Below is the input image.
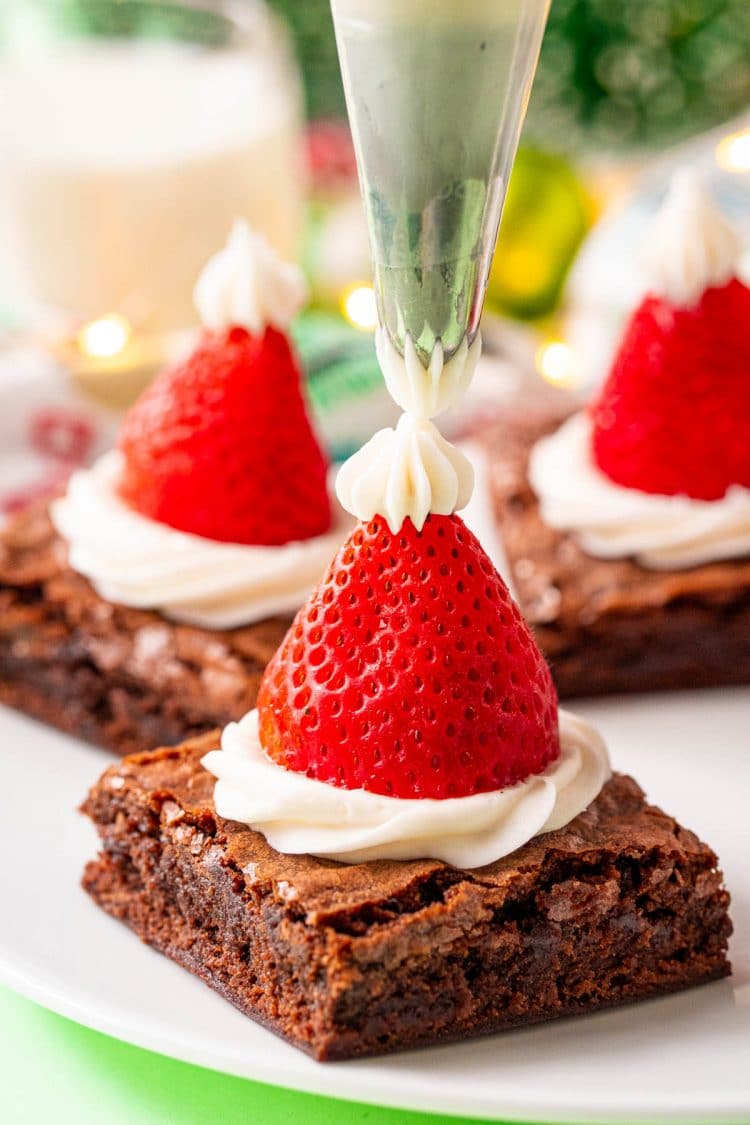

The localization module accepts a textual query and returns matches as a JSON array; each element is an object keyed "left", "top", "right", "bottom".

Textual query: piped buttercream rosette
[{"left": 336, "top": 329, "right": 480, "bottom": 530}]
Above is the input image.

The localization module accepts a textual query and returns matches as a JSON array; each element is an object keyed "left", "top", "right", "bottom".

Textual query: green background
[
  {"left": 4, "top": 984, "right": 746, "bottom": 1125},
  {"left": 0, "top": 985, "right": 513, "bottom": 1125}
]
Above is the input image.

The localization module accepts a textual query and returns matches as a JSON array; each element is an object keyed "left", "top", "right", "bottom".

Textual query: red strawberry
[
  {"left": 257, "top": 513, "right": 560, "bottom": 800},
  {"left": 118, "top": 326, "right": 332, "bottom": 545},
  {"left": 590, "top": 278, "right": 750, "bottom": 501}
]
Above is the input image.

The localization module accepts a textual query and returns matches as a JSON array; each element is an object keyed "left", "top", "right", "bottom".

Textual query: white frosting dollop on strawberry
[
  {"left": 376, "top": 329, "right": 481, "bottom": 419},
  {"left": 202, "top": 708, "right": 610, "bottom": 868},
  {"left": 194, "top": 219, "right": 308, "bottom": 334},
  {"left": 51, "top": 452, "right": 350, "bottom": 629},
  {"left": 337, "top": 331, "right": 481, "bottom": 530},
  {"left": 643, "top": 170, "right": 741, "bottom": 309},
  {"left": 529, "top": 413, "right": 750, "bottom": 569},
  {"left": 335, "top": 413, "right": 474, "bottom": 533}
]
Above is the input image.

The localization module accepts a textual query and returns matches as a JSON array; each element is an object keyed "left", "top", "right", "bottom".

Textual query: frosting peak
[
  {"left": 335, "top": 330, "right": 481, "bottom": 533},
  {"left": 194, "top": 219, "right": 308, "bottom": 334},
  {"left": 335, "top": 413, "right": 474, "bottom": 532},
  {"left": 643, "top": 170, "right": 741, "bottom": 308},
  {"left": 376, "top": 328, "right": 481, "bottom": 420}
]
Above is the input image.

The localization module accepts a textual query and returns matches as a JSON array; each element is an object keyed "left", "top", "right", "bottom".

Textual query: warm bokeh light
[
  {"left": 341, "top": 283, "right": 378, "bottom": 331},
  {"left": 536, "top": 340, "right": 582, "bottom": 389},
  {"left": 715, "top": 130, "right": 750, "bottom": 174},
  {"left": 77, "top": 314, "right": 131, "bottom": 359}
]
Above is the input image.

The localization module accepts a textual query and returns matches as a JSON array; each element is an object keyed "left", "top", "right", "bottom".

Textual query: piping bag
[{"left": 330, "top": 0, "right": 551, "bottom": 368}]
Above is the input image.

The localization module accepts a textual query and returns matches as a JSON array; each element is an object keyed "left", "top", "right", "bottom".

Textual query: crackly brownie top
[
  {"left": 481, "top": 409, "right": 750, "bottom": 628},
  {"left": 85, "top": 732, "right": 719, "bottom": 924}
]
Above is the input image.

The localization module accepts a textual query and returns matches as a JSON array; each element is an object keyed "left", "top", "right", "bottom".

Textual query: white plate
[{"left": 0, "top": 690, "right": 748, "bottom": 1124}]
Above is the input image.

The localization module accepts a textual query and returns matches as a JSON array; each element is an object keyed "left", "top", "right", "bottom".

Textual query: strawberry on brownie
[
  {"left": 482, "top": 171, "right": 750, "bottom": 697},
  {"left": 0, "top": 222, "right": 350, "bottom": 753},
  {"left": 84, "top": 293, "right": 731, "bottom": 1056},
  {"left": 118, "top": 326, "right": 331, "bottom": 546},
  {"left": 257, "top": 514, "right": 560, "bottom": 801},
  {"left": 202, "top": 325, "right": 608, "bottom": 868}
]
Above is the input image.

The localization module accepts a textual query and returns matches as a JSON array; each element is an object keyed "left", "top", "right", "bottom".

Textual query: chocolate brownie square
[
  {"left": 0, "top": 504, "right": 289, "bottom": 753},
  {"left": 481, "top": 411, "right": 750, "bottom": 697},
  {"left": 82, "top": 733, "right": 731, "bottom": 1061}
]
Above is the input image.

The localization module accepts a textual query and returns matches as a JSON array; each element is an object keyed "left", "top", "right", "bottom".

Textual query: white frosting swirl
[
  {"left": 202, "top": 708, "right": 610, "bottom": 868},
  {"left": 529, "top": 413, "right": 750, "bottom": 569},
  {"left": 335, "top": 413, "right": 473, "bottom": 533},
  {"left": 376, "top": 328, "right": 482, "bottom": 420},
  {"left": 193, "top": 219, "right": 308, "bottom": 334},
  {"left": 643, "top": 170, "right": 741, "bottom": 308},
  {"left": 51, "top": 451, "right": 350, "bottom": 629},
  {"left": 335, "top": 333, "right": 480, "bottom": 532}
]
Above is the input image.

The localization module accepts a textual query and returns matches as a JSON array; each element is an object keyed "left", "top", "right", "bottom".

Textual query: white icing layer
[
  {"left": 193, "top": 219, "right": 308, "bottom": 334},
  {"left": 376, "top": 329, "right": 481, "bottom": 420},
  {"left": 202, "top": 708, "right": 610, "bottom": 868},
  {"left": 336, "top": 413, "right": 474, "bottom": 533},
  {"left": 643, "top": 170, "right": 741, "bottom": 308},
  {"left": 529, "top": 413, "right": 750, "bottom": 569},
  {"left": 51, "top": 451, "right": 350, "bottom": 629}
]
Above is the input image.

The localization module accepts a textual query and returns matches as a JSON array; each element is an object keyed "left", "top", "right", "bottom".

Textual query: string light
[
  {"left": 536, "top": 340, "right": 581, "bottom": 389},
  {"left": 715, "top": 130, "right": 750, "bottom": 173},
  {"left": 340, "top": 283, "right": 378, "bottom": 331},
  {"left": 77, "top": 314, "right": 131, "bottom": 359}
]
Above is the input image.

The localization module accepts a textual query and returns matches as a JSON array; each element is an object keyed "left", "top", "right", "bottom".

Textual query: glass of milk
[
  {"left": 330, "top": 0, "right": 550, "bottom": 365},
  {"left": 0, "top": 0, "right": 304, "bottom": 337}
]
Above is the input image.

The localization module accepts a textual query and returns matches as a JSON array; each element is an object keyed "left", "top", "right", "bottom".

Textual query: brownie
[
  {"left": 482, "top": 410, "right": 750, "bottom": 697},
  {"left": 82, "top": 733, "right": 731, "bottom": 1061},
  {"left": 0, "top": 504, "right": 290, "bottom": 754}
]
